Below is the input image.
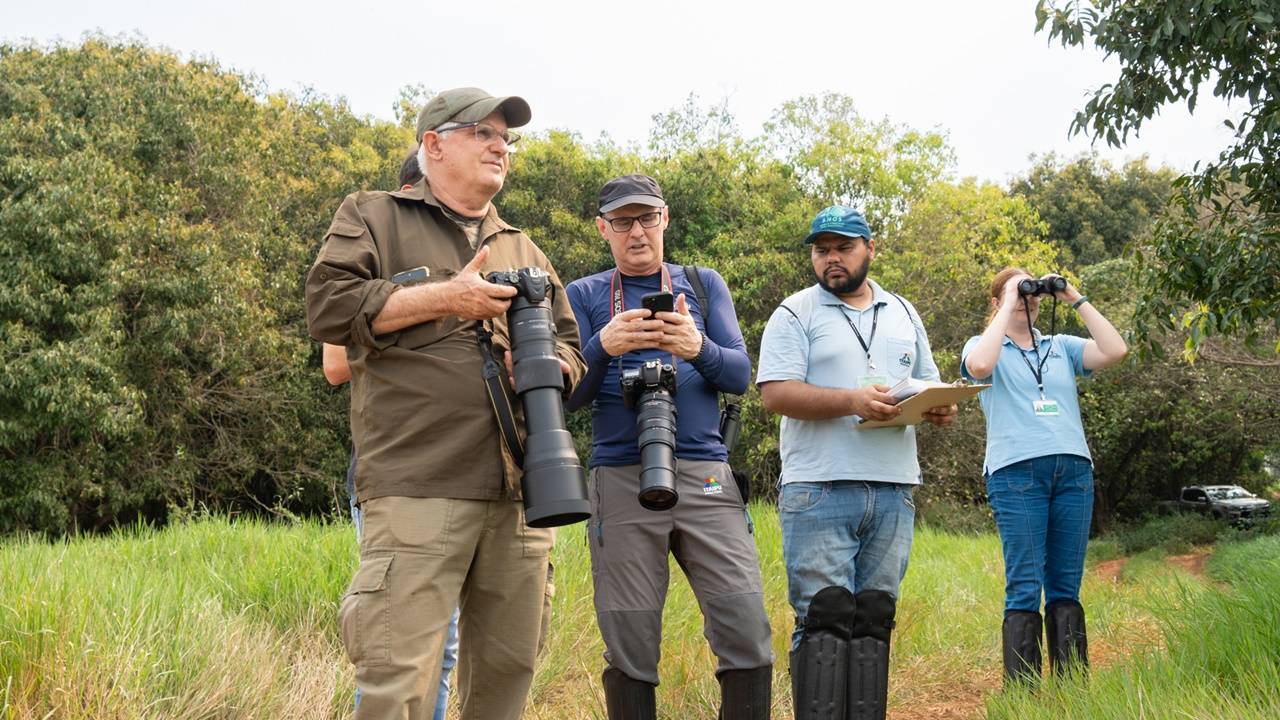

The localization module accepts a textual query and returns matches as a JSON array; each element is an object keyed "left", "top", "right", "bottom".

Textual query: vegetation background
[
  {"left": 2, "top": 38, "right": 1276, "bottom": 536},
  {"left": 3, "top": 5, "right": 1280, "bottom": 717}
]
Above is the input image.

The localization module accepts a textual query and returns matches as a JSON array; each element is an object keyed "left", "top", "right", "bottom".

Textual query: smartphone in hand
[{"left": 641, "top": 291, "right": 674, "bottom": 318}]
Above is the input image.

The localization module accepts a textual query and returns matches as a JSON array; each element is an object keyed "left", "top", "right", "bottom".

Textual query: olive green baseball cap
[{"left": 415, "top": 87, "right": 532, "bottom": 141}]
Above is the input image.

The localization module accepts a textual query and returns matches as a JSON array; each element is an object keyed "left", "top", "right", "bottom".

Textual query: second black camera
[{"left": 621, "top": 359, "right": 679, "bottom": 511}]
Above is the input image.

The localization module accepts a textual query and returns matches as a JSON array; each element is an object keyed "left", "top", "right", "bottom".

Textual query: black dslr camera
[
  {"left": 486, "top": 267, "right": 590, "bottom": 528},
  {"left": 620, "top": 359, "right": 679, "bottom": 511},
  {"left": 1018, "top": 275, "right": 1067, "bottom": 296}
]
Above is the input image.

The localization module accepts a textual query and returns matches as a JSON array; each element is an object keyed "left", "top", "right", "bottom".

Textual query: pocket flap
[
  {"left": 349, "top": 554, "right": 394, "bottom": 594},
  {"left": 327, "top": 219, "right": 367, "bottom": 239}
]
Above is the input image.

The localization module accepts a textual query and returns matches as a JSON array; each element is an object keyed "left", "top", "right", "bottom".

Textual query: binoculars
[{"left": 1018, "top": 276, "right": 1067, "bottom": 296}]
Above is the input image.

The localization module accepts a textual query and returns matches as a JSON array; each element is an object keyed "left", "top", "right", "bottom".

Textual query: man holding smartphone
[{"left": 565, "top": 174, "right": 773, "bottom": 720}]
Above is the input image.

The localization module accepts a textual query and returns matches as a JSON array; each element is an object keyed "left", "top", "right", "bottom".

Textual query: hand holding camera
[{"left": 448, "top": 246, "right": 518, "bottom": 320}]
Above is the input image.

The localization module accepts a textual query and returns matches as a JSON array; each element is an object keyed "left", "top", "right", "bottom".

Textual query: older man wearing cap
[
  {"left": 306, "top": 87, "right": 586, "bottom": 720},
  {"left": 756, "top": 206, "right": 956, "bottom": 720},
  {"left": 565, "top": 174, "right": 773, "bottom": 720}
]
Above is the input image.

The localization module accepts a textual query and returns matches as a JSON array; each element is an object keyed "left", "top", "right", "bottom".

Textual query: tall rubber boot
[
  {"left": 1045, "top": 599, "right": 1088, "bottom": 677},
  {"left": 847, "top": 590, "right": 895, "bottom": 720},
  {"left": 1001, "top": 610, "right": 1042, "bottom": 687},
  {"left": 718, "top": 666, "right": 772, "bottom": 720},
  {"left": 603, "top": 667, "right": 656, "bottom": 720},
  {"left": 791, "top": 586, "right": 855, "bottom": 720}
]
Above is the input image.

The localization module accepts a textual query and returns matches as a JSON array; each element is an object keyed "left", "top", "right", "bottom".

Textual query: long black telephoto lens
[
  {"left": 622, "top": 360, "right": 679, "bottom": 511},
  {"left": 489, "top": 267, "right": 590, "bottom": 528}
]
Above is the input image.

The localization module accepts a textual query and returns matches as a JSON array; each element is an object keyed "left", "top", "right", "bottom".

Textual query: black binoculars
[{"left": 1018, "top": 276, "right": 1067, "bottom": 296}]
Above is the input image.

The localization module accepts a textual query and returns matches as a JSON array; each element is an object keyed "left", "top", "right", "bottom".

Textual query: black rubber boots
[
  {"left": 718, "top": 666, "right": 773, "bottom": 719},
  {"left": 1001, "top": 610, "right": 1042, "bottom": 686},
  {"left": 1045, "top": 599, "right": 1089, "bottom": 676},
  {"left": 603, "top": 667, "right": 656, "bottom": 720}
]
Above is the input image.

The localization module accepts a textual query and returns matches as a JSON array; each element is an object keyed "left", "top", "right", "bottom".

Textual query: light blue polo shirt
[
  {"left": 960, "top": 331, "right": 1092, "bottom": 475},
  {"left": 756, "top": 280, "right": 941, "bottom": 486}
]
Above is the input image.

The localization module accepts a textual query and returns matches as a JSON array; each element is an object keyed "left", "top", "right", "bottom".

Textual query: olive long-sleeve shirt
[{"left": 305, "top": 180, "right": 586, "bottom": 503}]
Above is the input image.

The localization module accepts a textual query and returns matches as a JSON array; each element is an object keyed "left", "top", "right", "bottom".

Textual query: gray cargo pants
[{"left": 588, "top": 459, "right": 774, "bottom": 685}]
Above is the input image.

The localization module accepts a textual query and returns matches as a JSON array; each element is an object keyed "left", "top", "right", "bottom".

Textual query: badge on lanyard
[
  {"left": 1013, "top": 334, "right": 1059, "bottom": 418},
  {"left": 1033, "top": 398, "right": 1060, "bottom": 416},
  {"left": 858, "top": 374, "right": 888, "bottom": 388}
]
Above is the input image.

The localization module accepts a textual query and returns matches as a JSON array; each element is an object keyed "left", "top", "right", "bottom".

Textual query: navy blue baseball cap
[{"left": 804, "top": 206, "right": 872, "bottom": 244}]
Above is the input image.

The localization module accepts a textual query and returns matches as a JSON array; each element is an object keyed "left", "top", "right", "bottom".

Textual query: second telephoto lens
[{"left": 621, "top": 359, "right": 679, "bottom": 511}]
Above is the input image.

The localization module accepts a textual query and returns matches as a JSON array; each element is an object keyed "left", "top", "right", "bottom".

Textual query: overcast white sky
[{"left": 5, "top": 0, "right": 1238, "bottom": 184}]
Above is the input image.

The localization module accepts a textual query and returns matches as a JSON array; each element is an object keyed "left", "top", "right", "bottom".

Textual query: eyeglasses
[
  {"left": 601, "top": 211, "right": 663, "bottom": 233},
  {"left": 434, "top": 122, "right": 521, "bottom": 151}
]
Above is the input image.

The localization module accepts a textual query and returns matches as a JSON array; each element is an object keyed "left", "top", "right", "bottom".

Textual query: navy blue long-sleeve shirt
[{"left": 566, "top": 264, "right": 750, "bottom": 467}]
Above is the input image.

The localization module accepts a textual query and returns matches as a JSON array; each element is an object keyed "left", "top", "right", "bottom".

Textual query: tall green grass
[
  {"left": 0, "top": 507, "right": 1254, "bottom": 719},
  {"left": 987, "top": 535, "right": 1280, "bottom": 720}
]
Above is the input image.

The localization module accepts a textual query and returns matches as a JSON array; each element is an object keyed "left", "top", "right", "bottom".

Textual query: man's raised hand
[{"left": 448, "top": 245, "right": 517, "bottom": 320}]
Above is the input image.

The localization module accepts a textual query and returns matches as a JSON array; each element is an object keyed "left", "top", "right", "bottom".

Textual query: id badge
[
  {"left": 858, "top": 374, "right": 888, "bottom": 388},
  {"left": 1033, "top": 399, "right": 1060, "bottom": 417}
]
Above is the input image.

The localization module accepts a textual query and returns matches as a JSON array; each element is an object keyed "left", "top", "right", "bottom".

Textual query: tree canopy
[
  {"left": 1037, "top": 0, "right": 1280, "bottom": 355},
  {"left": 2, "top": 37, "right": 1273, "bottom": 534}
]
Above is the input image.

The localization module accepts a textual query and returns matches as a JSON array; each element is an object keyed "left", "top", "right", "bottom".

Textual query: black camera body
[
  {"left": 486, "top": 267, "right": 590, "bottom": 528},
  {"left": 1018, "top": 275, "right": 1067, "bottom": 296},
  {"left": 620, "top": 359, "right": 679, "bottom": 511}
]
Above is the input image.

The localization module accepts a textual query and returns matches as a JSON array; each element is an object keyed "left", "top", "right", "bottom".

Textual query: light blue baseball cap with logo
[{"left": 804, "top": 205, "right": 872, "bottom": 244}]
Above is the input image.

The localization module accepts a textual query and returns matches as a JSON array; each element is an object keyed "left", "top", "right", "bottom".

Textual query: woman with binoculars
[{"left": 961, "top": 269, "right": 1128, "bottom": 685}]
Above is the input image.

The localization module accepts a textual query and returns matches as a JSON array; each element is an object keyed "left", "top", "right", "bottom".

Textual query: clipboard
[{"left": 856, "top": 383, "right": 990, "bottom": 429}]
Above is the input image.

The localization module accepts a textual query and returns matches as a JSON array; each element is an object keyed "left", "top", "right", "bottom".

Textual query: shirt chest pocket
[{"left": 886, "top": 337, "right": 916, "bottom": 380}]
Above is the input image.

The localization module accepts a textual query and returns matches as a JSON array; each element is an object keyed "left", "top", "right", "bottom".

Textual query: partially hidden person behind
[
  {"left": 320, "top": 146, "right": 460, "bottom": 720},
  {"left": 756, "top": 205, "right": 957, "bottom": 720},
  {"left": 565, "top": 174, "right": 773, "bottom": 719},
  {"left": 307, "top": 87, "right": 586, "bottom": 720},
  {"left": 961, "top": 268, "right": 1127, "bottom": 685}
]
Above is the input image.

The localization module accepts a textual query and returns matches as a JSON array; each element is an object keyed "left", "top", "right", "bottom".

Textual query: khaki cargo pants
[{"left": 339, "top": 496, "right": 553, "bottom": 720}]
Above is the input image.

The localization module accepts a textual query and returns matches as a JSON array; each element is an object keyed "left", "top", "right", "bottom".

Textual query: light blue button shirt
[
  {"left": 756, "top": 281, "right": 940, "bottom": 485},
  {"left": 960, "top": 330, "right": 1092, "bottom": 474}
]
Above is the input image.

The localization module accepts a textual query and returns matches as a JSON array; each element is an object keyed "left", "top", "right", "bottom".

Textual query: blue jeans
[
  {"left": 986, "top": 454, "right": 1093, "bottom": 614},
  {"left": 347, "top": 453, "right": 459, "bottom": 720},
  {"left": 778, "top": 481, "right": 916, "bottom": 649}
]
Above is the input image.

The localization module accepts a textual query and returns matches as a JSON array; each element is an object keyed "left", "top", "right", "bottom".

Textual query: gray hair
[{"left": 416, "top": 142, "right": 429, "bottom": 180}]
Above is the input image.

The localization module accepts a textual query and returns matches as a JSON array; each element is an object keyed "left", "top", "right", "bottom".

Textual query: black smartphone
[
  {"left": 391, "top": 266, "right": 430, "bottom": 285},
  {"left": 641, "top": 291, "right": 674, "bottom": 317}
]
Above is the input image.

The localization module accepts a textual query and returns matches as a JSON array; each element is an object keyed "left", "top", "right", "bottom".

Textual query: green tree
[
  {"left": 0, "top": 38, "right": 411, "bottom": 533},
  {"left": 1010, "top": 153, "right": 1177, "bottom": 265},
  {"left": 764, "top": 92, "right": 955, "bottom": 233},
  {"left": 1037, "top": 0, "right": 1280, "bottom": 354}
]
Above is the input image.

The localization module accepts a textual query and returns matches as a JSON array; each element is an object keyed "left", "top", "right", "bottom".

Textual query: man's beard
[{"left": 817, "top": 254, "right": 871, "bottom": 296}]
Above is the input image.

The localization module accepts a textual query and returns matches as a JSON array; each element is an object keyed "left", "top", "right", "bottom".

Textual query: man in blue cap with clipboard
[{"left": 757, "top": 205, "right": 957, "bottom": 720}]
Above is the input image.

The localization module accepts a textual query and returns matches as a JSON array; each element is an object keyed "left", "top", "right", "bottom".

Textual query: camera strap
[
  {"left": 475, "top": 323, "right": 525, "bottom": 468},
  {"left": 610, "top": 266, "right": 676, "bottom": 372},
  {"left": 609, "top": 266, "right": 672, "bottom": 317}
]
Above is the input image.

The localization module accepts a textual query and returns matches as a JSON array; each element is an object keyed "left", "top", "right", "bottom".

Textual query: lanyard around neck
[
  {"left": 837, "top": 303, "right": 881, "bottom": 371},
  {"left": 1010, "top": 334, "right": 1052, "bottom": 397}
]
